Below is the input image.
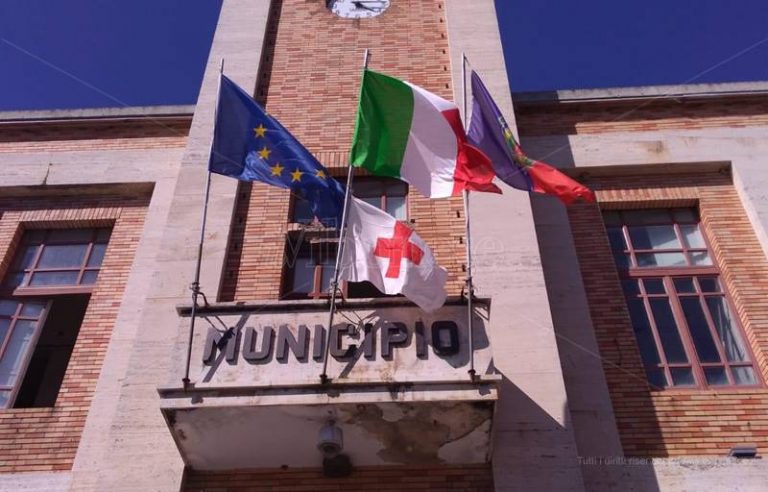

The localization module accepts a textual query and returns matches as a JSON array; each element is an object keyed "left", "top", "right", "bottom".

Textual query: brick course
[
  {"left": 568, "top": 171, "right": 768, "bottom": 456},
  {"left": 0, "top": 195, "right": 149, "bottom": 472},
  {"left": 220, "top": 0, "right": 466, "bottom": 301},
  {"left": 184, "top": 464, "right": 494, "bottom": 491}
]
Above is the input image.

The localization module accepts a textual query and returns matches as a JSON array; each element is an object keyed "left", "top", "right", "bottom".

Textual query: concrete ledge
[
  {"left": 0, "top": 105, "right": 195, "bottom": 123},
  {"left": 513, "top": 80, "right": 768, "bottom": 103},
  {"left": 175, "top": 295, "right": 492, "bottom": 316}
]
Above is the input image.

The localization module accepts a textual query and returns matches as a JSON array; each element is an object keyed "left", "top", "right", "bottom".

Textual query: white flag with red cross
[{"left": 339, "top": 196, "right": 448, "bottom": 312}]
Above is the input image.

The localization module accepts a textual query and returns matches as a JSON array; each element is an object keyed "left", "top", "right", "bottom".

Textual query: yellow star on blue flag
[{"left": 208, "top": 75, "right": 345, "bottom": 227}]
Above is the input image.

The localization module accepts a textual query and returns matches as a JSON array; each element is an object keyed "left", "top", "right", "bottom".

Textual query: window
[
  {"left": 283, "top": 236, "right": 336, "bottom": 299},
  {"left": 291, "top": 177, "right": 407, "bottom": 224},
  {"left": 0, "top": 227, "right": 110, "bottom": 408},
  {"left": 604, "top": 209, "right": 759, "bottom": 389},
  {"left": 3, "top": 228, "right": 111, "bottom": 294},
  {"left": 286, "top": 177, "right": 407, "bottom": 299}
]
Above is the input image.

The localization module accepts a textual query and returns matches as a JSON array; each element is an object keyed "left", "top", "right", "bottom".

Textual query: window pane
[
  {"left": 81, "top": 271, "right": 100, "bottom": 285},
  {"left": 0, "top": 319, "right": 38, "bottom": 386},
  {"left": 629, "top": 225, "right": 681, "bottom": 250},
  {"left": 292, "top": 199, "right": 314, "bottom": 225},
  {"left": 670, "top": 367, "right": 696, "bottom": 386},
  {"left": 636, "top": 252, "right": 686, "bottom": 267},
  {"left": 627, "top": 299, "right": 661, "bottom": 365},
  {"left": 680, "top": 298, "right": 720, "bottom": 363},
  {"left": 680, "top": 225, "right": 705, "bottom": 248},
  {"left": 607, "top": 227, "right": 626, "bottom": 251},
  {"left": 705, "top": 297, "right": 748, "bottom": 362},
  {"left": 672, "top": 209, "right": 697, "bottom": 223},
  {"left": 732, "top": 367, "right": 757, "bottom": 386},
  {"left": 649, "top": 298, "right": 688, "bottom": 363},
  {"left": 623, "top": 210, "right": 671, "bottom": 225},
  {"left": 47, "top": 229, "right": 93, "bottom": 242},
  {"left": 642, "top": 279, "right": 665, "bottom": 294},
  {"left": 602, "top": 211, "right": 621, "bottom": 226},
  {"left": 96, "top": 229, "right": 112, "bottom": 242},
  {"left": 86, "top": 244, "right": 107, "bottom": 268},
  {"left": 646, "top": 368, "right": 667, "bottom": 389},
  {"left": 0, "top": 300, "right": 19, "bottom": 317},
  {"left": 361, "top": 196, "right": 380, "bottom": 210},
  {"left": 0, "top": 390, "right": 9, "bottom": 409},
  {"left": 699, "top": 277, "right": 721, "bottom": 293},
  {"left": 19, "top": 302, "right": 46, "bottom": 318},
  {"left": 290, "top": 258, "right": 314, "bottom": 294},
  {"left": 386, "top": 196, "right": 407, "bottom": 220},
  {"left": 673, "top": 278, "right": 695, "bottom": 293},
  {"left": 704, "top": 367, "right": 729, "bottom": 386},
  {"left": 320, "top": 258, "right": 336, "bottom": 294},
  {"left": 2, "top": 273, "right": 26, "bottom": 288},
  {"left": 622, "top": 279, "right": 640, "bottom": 296},
  {"left": 689, "top": 251, "right": 712, "bottom": 266},
  {"left": 613, "top": 252, "right": 630, "bottom": 269},
  {"left": 29, "top": 271, "right": 80, "bottom": 286},
  {"left": 13, "top": 245, "right": 39, "bottom": 270},
  {"left": 0, "top": 319, "right": 9, "bottom": 345},
  {"left": 37, "top": 244, "right": 87, "bottom": 269}
]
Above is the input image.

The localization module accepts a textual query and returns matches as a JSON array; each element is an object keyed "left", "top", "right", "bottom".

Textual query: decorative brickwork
[
  {"left": 568, "top": 171, "right": 768, "bottom": 456},
  {"left": 515, "top": 96, "right": 768, "bottom": 136},
  {"left": 0, "top": 194, "right": 148, "bottom": 472},
  {"left": 220, "top": 0, "right": 466, "bottom": 301},
  {"left": 183, "top": 464, "right": 494, "bottom": 491}
]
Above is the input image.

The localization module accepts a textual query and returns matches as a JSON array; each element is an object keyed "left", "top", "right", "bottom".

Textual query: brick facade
[
  {"left": 220, "top": 0, "right": 466, "bottom": 301},
  {"left": 568, "top": 171, "right": 768, "bottom": 456},
  {"left": 0, "top": 193, "right": 149, "bottom": 472},
  {"left": 184, "top": 464, "right": 494, "bottom": 491}
]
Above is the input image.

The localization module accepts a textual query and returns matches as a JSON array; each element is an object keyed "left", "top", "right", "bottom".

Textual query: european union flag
[{"left": 209, "top": 75, "right": 345, "bottom": 227}]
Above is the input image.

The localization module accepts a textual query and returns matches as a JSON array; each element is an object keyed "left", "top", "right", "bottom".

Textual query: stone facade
[{"left": 0, "top": 1, "right": 766, "bottom": 491}]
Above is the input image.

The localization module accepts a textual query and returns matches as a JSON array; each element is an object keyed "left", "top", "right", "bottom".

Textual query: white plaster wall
[
  {"left": 524, "top": 123, "right": 768, "bottom": 492},
  {"left": 445, "top": 1, "right": 585, "bottom": 490}
]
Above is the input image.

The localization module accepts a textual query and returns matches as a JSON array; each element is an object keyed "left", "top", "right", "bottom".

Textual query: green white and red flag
[{"left": 349, "top": 69, "right": 501, "bottom": 198}]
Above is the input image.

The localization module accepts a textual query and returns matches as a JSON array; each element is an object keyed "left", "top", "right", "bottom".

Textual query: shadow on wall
[{"left": 521, "top": 134, "right": 663, "bottom": 491}]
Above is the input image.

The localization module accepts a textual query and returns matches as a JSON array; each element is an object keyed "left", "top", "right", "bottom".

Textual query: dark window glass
[{"left": 603, "top": 208, "right": 759, "bottom": 389}]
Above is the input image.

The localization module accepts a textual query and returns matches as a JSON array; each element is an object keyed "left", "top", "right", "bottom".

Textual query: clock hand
[{"left": 353, "top": 1, "right": 376, "bottom": 11}]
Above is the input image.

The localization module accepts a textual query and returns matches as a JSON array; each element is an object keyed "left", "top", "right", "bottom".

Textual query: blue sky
[{"left": 0, "top": 0, "right": 767, "bottom": 110}]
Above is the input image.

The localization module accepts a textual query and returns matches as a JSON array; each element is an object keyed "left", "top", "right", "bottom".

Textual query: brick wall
[
  {"left": 0, "top": 193, "right": 148, "bottom": 472},
  {"left": 568, "top": 171, "right": 768, "bottom": 456},
  {"left": 0, "top": 118, "right": 189, "bottom": 153},
  {"left": 184, "top": 464, "right": 493, "bottom": 491},
  {"left": 220, "top": 0, "right": 466, "bottom": 301},
  {"left": 515, "top": 96, "right": 768, "bottom": 136}
]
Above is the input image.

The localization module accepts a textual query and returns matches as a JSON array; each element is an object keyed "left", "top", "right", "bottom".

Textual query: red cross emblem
[{"left": 373, "top": 222, "right": 424, "bottom": 278}]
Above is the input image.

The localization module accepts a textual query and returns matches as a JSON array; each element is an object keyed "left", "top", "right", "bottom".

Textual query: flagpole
[
  {"left": 461, "top": 53, "right": 477, "bottom": 381},
  {"left": 183, "top": 58, "right": 224, "bottom": 390},
  {"left": 320, "top": 49, "right": 370, "bottom": 384}
]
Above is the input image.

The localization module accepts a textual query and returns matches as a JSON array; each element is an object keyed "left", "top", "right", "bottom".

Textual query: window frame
[
  {"left": 289, "top": 176, "right": 409, "bottom": 226},
  {"left": 0, "top": 299, "right": 52, "bottom": 408},
  {"left": 606, "top": 208, "right": 762, "bottom": 391},
  {"left": 1, "top": 228, "right": 110, "bottom": 297}
]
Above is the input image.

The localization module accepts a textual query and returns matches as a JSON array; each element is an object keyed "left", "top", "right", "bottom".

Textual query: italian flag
[{"left": 350, "top": 69, "right": 501, "bottom": 198}]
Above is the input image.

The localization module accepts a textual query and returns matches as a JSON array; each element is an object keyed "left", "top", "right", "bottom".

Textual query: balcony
[{"left": 158, "top": 297, "right": 497, "bottom": 471}]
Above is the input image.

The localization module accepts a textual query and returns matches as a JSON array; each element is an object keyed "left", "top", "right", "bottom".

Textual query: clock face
[{"left": 327, "top": 0, "right": 390, "bottom": 19}]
